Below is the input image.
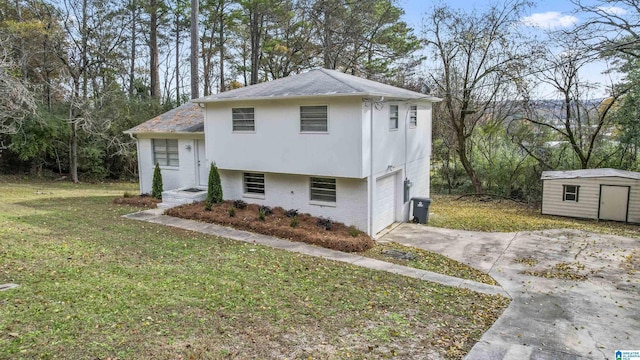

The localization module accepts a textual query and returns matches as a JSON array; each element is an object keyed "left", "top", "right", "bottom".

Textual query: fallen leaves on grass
[
  {"left": 364, "top": 242, "right": 496, "bottom": 285},
  {"left": 429, "top": 195, "right": 640, "bottom": 239},
  {"left": 113, "top": 195, "right": 159, "bottom": 208},
  {"left": 166, "top": 201, "right": 374, "bottom": 252}
]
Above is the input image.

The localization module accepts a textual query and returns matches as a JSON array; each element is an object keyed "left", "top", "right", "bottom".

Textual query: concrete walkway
[
  {"left": 383, "top": 224, "right": 640, "bottom": 360},
  {"left": 123, "top": 209, "right": 507, "bottom": 297}
]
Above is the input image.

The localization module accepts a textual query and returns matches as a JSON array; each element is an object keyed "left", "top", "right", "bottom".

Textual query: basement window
[
  {"left": 310, "top": 177, "right": 336, "bottom": 203},
  {"left": 243, "top": 173, "right": 265, "bottom": 195},
  {"left": 563, "top": 185, "right": 579, "bottom": 202}
]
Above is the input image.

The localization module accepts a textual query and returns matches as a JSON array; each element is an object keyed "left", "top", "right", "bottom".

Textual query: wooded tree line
[{"left": 0, "top": 0, "right": 638, "bottom": 202}]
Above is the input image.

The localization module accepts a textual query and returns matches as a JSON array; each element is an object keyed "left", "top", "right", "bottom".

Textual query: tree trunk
[
  {"left": 190, "top": 0, "right": 199, "bottom": 98},
  {"left": 129, "top": 1, "right": 137, "bottom": 97},
  {"left": 457, "top": 132, "right": 482, "bottom": 194},
  {"left": 249, "top": 5, "right": 262, "bottom": 85},
  {"left": 175, "top": 10, "right": 181, "bottom": 104},
  {"left": 219, "top": 8, "right": 225, "bottom": 92},
  {"left": 149, "top": 0, "right": 160, "bottom": 100}
]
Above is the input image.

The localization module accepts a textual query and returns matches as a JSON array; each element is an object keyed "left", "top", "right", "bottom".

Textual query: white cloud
[
  {"left": 521, "top": 12, "right": 579, "bottom": 29},
  {"left": 597, "top": 6, "right": 627, "bottom": 16}
]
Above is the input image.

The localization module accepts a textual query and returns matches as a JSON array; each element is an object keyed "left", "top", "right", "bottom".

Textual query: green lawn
[
  {"left": 428, "top": 195, "right": 640, "bottom": 238},
  {"left": 0, "top": 177, "right": 508, "bottom": 359}
]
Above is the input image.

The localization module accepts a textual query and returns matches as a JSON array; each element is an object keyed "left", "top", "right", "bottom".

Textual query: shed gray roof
[
  {"left": 125, "top": 102, "right": 203, "bottom": 134},
  {"left": 541, "top": 168, "right": 640, "bottom": 180},
  {"left": 193, "top": 68, "right": 441, "bottom": 103}
]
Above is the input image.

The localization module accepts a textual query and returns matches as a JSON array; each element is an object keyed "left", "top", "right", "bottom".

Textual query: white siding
[
  {"left": 219, "top": 170, "right": 368, "bottom": 231},
  {"left": 136, "top": 134, "right": 204, "bottom": 194},
  {"left": 542, "top": 176, "right": 640, "bottom": 223},
  {"left": 205, "top": 97, "right": 363, "bottom": 178}
]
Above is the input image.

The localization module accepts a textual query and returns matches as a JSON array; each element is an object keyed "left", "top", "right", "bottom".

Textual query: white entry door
[
  {"left": 599, "top": 185, "right": 629, "bottom": 222},
  {"left": 374, "top": 173, "right": 397, "bottom": 234},
  {"left": 196, "top": 140, "right": 208, "bottom": 186}
]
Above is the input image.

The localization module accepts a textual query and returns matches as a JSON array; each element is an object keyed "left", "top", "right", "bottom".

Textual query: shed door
[
  {"left": 374, "top": 174, "right": 396, "bottom": 234},
  {"left": 599, "top": 185, "right": 629, "bottom": 222},
  {"left": 196, "top": 140, "right": 208, "bottom": 186}
]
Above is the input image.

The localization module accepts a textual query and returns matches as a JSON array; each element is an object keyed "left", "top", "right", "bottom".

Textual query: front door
[
  {"left": 196, "top": 140, "right": 208, "bottom": 186},
  {"left": 599, "top": 185, "right": 629, "bottom": 222}
]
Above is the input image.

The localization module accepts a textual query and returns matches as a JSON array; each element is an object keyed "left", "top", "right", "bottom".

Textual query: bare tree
[
  {"left": 571, "top": 0, "right": 640, "bottom": 59},
  {"left": 515, "top": 36, "right": 629, "bottom": 169},
  {"left": 190, "top": 0, "right": 199, "bottom": 98},
  {"left": 0, "top": 39, "right": 36, "bottom": 137},
  {"left": 423, "top": 1, "right": 535, "bottom": 193}
]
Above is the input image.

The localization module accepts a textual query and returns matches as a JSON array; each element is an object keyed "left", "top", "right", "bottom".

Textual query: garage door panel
[{"left": 374, "top": 174, "right": 396, "bottom": 234}]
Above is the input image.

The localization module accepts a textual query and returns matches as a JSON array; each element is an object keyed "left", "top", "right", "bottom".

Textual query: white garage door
[{"left": 374, "top": 174, "right": 396, "bottom": 234}]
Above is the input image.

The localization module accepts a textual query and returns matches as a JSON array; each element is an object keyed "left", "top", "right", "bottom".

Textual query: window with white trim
[
  {"left": 300, "top": 105, "right": 328, "bottom": 132},
  {"left": 310, "top": 177, "right": 336, "bottom": 202},
  {"left": 409, "top": 105, "right": 417, "bottom": 127},
  {"left": 153, "top": 139, "right": 179, "bottom": 167},
  {"left": 232, "top": 107, "right": 255, "bottom": 131},
  {"left": 563, "top": 185, "right": 579, "bottom": 202},
  {"left": 243, "top": 173, "right": 265, "bottom": 194},
  {"left": 389, "top": 105, "right": 399, "bottom": 129}
]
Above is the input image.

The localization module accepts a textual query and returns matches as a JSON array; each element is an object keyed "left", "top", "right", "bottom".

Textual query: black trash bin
[{"left": 411, "top": 197, "right": 431, "bottom": 224}]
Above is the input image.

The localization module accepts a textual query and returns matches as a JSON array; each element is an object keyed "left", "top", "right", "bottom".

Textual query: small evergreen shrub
[
  {"left": 151, "top": 162, "right": 163, "bottom": 200},
  {"left": 348, "top": 225, "right": 360, "bottom": 237},
  {"left": 205, "top": 162, "right": 223, "bottom": 210},
  {"left": 258, "top": 209, "right": 266, "bottom": 221},
  {"left": 227, "top": 207, "right": 236, "bottom": 217},
  {"left": 290, "top": 216, "right": 299, "bottom": 228},
  {"left": 233, "top": 199, "right": 247, "bottom": 209},
  {"left": 258, "top": 205, "right": 272, "bottom": 216},
  {"left": 285, "top": 209, "right": 298, "bottom": 218},
  {"left": 317, "top": 217, "right": 333, "bottom": 231}
]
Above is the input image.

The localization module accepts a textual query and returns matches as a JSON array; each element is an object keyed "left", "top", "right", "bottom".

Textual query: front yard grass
[
  {"left": 0, "top": 177, "right": 509, "bottom": 359},
  {"left": 428, "top": 195, "right": 640, "bottom": 238}
]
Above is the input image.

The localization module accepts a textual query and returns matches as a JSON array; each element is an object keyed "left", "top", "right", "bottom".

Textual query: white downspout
[{"left": 368, "top": 97, "right": 383, "bottom": 237}]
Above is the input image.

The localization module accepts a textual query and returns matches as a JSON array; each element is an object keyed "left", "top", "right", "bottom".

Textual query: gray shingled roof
[
  {"left": 125, "top": 102, "right": 204, "bottom": 134},
  {"left": 541, "top": 168, "right": 640, "bottom": 180},
  {"left": 193, "top": 68, "right": 440, "bottom": 103}
]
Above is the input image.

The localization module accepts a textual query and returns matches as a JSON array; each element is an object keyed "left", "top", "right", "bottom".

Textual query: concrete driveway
[{"left": 382, "top": 224, "right": 640, "bottom": 360}]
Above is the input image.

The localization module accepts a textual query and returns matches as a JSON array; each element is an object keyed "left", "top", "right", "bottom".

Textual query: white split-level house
[{"left": 126, "top": 69, "right": 440, "bottom": 237}]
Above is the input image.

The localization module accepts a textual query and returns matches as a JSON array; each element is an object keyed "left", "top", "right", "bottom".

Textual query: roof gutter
[{"left": 193, "top": 92, "right": 441, "bottom": 104}]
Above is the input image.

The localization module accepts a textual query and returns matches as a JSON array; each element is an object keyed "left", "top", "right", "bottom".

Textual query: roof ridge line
[{"left": 317, "top": 68, "right": 365, "bottom": 93}]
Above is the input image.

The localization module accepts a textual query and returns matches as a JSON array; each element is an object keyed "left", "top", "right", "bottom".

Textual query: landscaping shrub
[
  {"left": 166, "top": 202, "right": 374, "bottom": 252},
  {"left": 228, "top": 207, "right": 236, "bottom": 217},
  {"left": 348, "top": 225, "right": 360, "bottom": 238},
  {"left": 285, "top": 209, "right": 298, "bottom": 218},
  {"left": 205, "top": 162, "right": 223, "bottom": 210},
  {"left": 258, "top": 205, "right": 272, "bottom": 216},
  {"left": 151, "top": 162, "right": 163, "bottom": 200},
  {"left": 258, "top": 208, "right": 266, "bottom": 221},
  {"left": 316, "top": 217, "right": 333, "bottom": 231},
  {"left": 233, "top": 199, "right": 247, "bottom": 209}
]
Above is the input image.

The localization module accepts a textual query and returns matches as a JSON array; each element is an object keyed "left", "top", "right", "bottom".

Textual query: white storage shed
[{"left": 541, "top": 168, "right": 640, "bottom": 223}]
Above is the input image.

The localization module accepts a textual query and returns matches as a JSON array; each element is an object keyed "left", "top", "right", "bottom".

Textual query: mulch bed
[
  {"left": 166, "top": 201, "right": 374, "bottom": 252},
  {"left": 112, "top": 195, "right": 160, "bottom": 208}
]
